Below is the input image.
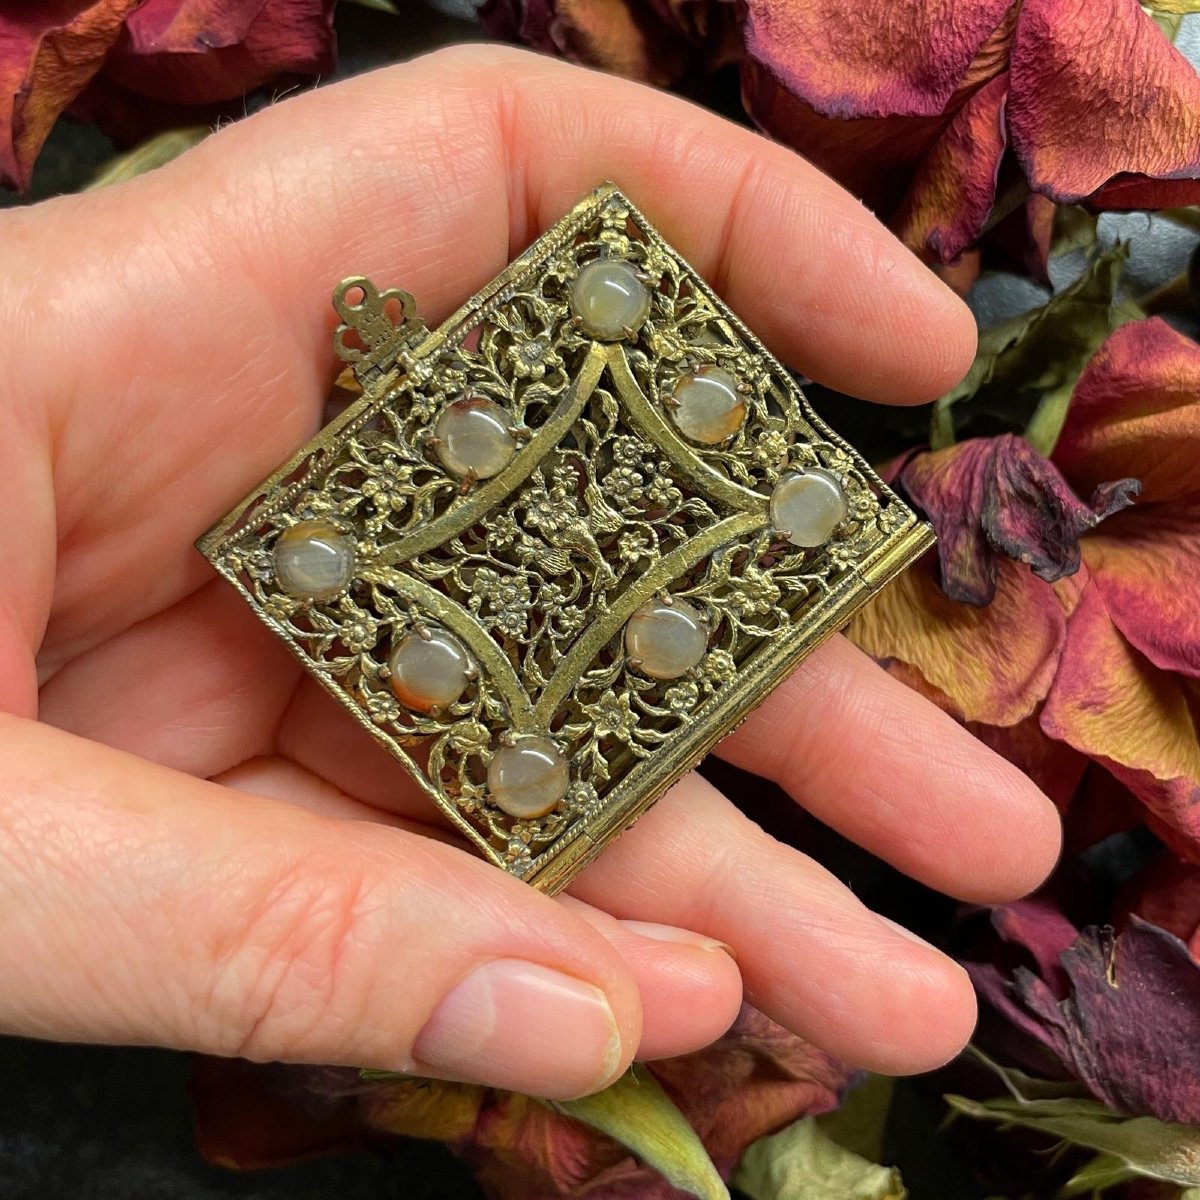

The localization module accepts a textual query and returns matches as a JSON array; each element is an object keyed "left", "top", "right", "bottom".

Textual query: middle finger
[{"left": 568, "top": 770, "right": 977, "bottom": 1075}]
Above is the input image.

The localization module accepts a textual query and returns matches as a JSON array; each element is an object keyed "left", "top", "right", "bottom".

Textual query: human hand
[{"left": 0, "top": 46, "right": 1059, "bottom": 1100}]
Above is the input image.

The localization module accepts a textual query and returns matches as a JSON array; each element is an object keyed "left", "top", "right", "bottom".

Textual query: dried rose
[
  {"left": 0, "top": 0, "right": 336, "bottom": 189},
  {"left": 851, "top": 317, "right": 1200, "bottom": 855},
  {"left": 479, "top": 0, "right": 741, "bottom": 85},
  {"left": 967, "top": 900, "right": 1200, "bottom": 1124},
  {"left": 743, "top": 0, "right": 1200, "bottom": 260},
  {"left": 480, "top": 0, "right": 696, "bottom": 88},
  {"left": 896, "top": 433, "right": 1138, "bottom": 607},
  {"left": 1118, "top": 854, "right": 1200, "bottom": 960},
  {"left": 191, "top": 1005, "right": 854, "bottom": 1197},
  {"left": 486, "top": 0, "right": 1200, "bottom": 262}
]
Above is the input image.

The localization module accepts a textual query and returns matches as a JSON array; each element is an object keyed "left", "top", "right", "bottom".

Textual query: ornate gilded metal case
[{"left": 198, "top": 183, "right": 933, "bottom": 893}]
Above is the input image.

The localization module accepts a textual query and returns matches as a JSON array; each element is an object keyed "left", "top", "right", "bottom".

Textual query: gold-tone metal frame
[{"left": 198, "top": 183, "right": 934, "bottom": 894}]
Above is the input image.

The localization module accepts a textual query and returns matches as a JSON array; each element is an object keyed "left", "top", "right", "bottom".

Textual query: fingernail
[
  {"left": 877, "top": 914, "right": 938, "bottom": 952},
  {"left": 619, "top": 920, "right": 736, "bottom": 958},
  {"left": 412, "top": 960, "right": 623, "bottom": 1099}
]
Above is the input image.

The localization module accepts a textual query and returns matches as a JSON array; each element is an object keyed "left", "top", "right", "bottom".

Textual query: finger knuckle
[{"left": 202, "top": 855, "right": 392, "bottom": 1064}]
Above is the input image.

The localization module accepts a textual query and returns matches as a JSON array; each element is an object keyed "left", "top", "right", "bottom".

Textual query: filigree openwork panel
[{"left": 199, "top": 184, "right": 933, "bottom": 892}]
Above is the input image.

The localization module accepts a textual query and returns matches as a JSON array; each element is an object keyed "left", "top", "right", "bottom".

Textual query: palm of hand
[{"left": 0, "top": 47, "right": 1058, "bottom": 1101}]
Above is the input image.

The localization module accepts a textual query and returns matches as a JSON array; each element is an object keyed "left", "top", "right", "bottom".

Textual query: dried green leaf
[
  {"left": 1058, "top": 1152, "right": 1139, "bottom": 1197},
  {"left": 1143, "top": 0, "right": 1200, "bottom": 15},
  {"left": 1153, "top": 11, "right": 1186, "bottom": 39},
  {"left": 945, "top": 1093, "right": 1200, "bottom": 1187},
  {"left": 548, "top": 1066, "right": 728, "bottom": 1200},
  {"left": 968, "top": 1046, "right": 1091, "bottom": 1103},
  {"left": 931, "top": 245, "right": 1135, "bottom": 454},
  {"left": 817, "top": 1074, "right": 895, "bottom": 1164},
  {"left": 1051, "top": 206, "right": 1100, "bottom": 259},
  {"left": 734, "top": 1116, "right": 906, "bottom": 1200},
  {"left": 1161, "top": 207, "right": 1200, "bottom": 233},
  {"left": 86, "top": 126, "right": 208, "bottom": 189}
]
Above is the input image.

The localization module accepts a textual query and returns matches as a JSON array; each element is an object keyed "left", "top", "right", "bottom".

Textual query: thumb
[{"left": 0, "top": 715, "right": 640, "bottom": 1099}]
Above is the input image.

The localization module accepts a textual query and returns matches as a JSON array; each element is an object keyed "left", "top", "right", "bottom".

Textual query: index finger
[{"left": 16, "top": 44, "right": 975, "bottom": 660}]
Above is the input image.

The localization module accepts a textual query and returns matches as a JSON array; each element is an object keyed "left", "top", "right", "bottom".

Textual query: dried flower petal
[
  {"left": 740, "top": 63, "right": 947, "bottom": 212},
  {"left": 0, "top": 1, "right": 142, "bottom": 189},
  {"left": 1041, "top": 580, "right": 1200, "bottom": 856},
  {"left": 480, "top": 0, "right": 691, "bottom": 85},
  {"left": 1009, "top": 0, "right": 1200, "bottom": 204},
  {"left": 970, "top": 904, "right": 1200, "bottom": 1123},
  {"left": 1056, "top": 319, "right": 1200, "bottom": 678},
  {"left": 895, "top": 73, "right": 1010, "bottom": 262},
  {"left": 1119, "top": 856, "right": 1200, "bottom": 960},
  {"left": 898, "top": 435, "right": 1137, "bottom": 607},
  {"left": 106, "top": 0, "right": 337, "bottom": 105},
  {"left": 848, "top": 554, "right": 1065, "bottom": 727},
  {"left": 741, "top": 0, "right": 1012, "bottom": 119},
  {"left": 968, "top": 715, "right": 1089, "bottom": 810},
  {"left": 650, "top": 1005, "right": 850, "bottom": 1171},
  {"left": 1056, "top": 317, "right": 1200, "bottom": 509}
]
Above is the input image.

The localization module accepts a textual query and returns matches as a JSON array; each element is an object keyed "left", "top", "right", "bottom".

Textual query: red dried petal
[
  {"left": 1084, "top": 510, "right": 1200, "bottom": 679},
  {"left": 1041, "top": 580, "right": 1200, "bottom": 856},
  {"left": 968, "top": 716, "right": 1088, "bottom": 811},
  {"left": 649, "top": 1006, "right": 850, "bottom": 1172},
  {"left": 896, "top": 73, "right": 1009, "bottom": 262},
  {"left": 1012, "top": 916, "right": 1200, "bottom": 1122},
  {"left": 191, "top": 1059, "right": 366, "bottom": 1169},
  {"left": 1056, "top": 317, "right": 1200, "bottom": 508},
  {"left": 1023, "top": 194, "right": 1058, "bottom": 284},
  {"left": 741, "top": 59, "right": 947, "bottom": 211},
  {"left": 0, "top": 0, "right": 141, "bottom": 189},
  {"left": 985, "top": 440, "right": 1138, "bottom": 585},
  {"left": 898, "top": 435, "right": 1136, "bottom": 606},
  {"left": 100, "top": 0, "right": 336, "bottom": 106},
  {"left": 1009, "top": 0, "right": 1200, "bottom": 203},
  {"left": 847, "top": 552, "right": 1065, "bottom": 728},
  {"left": 1118, "top": 856, "right": 1200, "bottom": 961},
  {"left": 481, "top": 0, "right": 691, "bottom": 85},
  {"left": 741, "top": 0, "right": 1013, "bottom": 119},
  {"left": 1088, "top": 174, "right": 1200, "bottom": 210}
]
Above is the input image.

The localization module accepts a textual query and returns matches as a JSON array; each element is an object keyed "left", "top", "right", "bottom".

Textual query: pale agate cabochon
[
  {"left": 389, "top": 628, "right": 474, "bottom": 715},
  {"left": 625, "top": 598, "right": 709, "bottom": 681},
  {"left": 273, "top": 519, "right": 356, "bottom": 601},
  {"left": 488, "top": 736, "right": 571, "bottom": 819},
  {"left": 434, "top": 398, "right": 517, "bottom": 480},
  {"left": 570, "top": 259, "right": 652, "bottom": 341},
  {"left": 769, "top": 469, "right": 848, "bottom": 549}
]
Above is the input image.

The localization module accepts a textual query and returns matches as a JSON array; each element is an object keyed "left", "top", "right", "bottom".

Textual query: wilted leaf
[
  {"left": 931, "top": 245, "right": 1135, "bottom": 453},
  {"left": 549, "top": 1066, "right": 728, "bottom": 1200},
  {"left": 1143, "top": 0, "right": 1200, "bottom": 13},
  {"left": 1152, "top": 11, "right": 1186, "bottom": 39},
  {"left": 1058, "top": 1152, "right": 1139, "bottom": 1197},
  {"left": 1050, "top": 205, "right": 1101, "bottom": 259},
  {"left": 817, "top": 1075, "right": 895, "bottom": 1165},
  {"left": 734, "top": 1116, "right": 906, "bottom": 1200},
  {"left": 86, "top": 126, "right": 208, "bottom": 188},
  {"left": 968, "top": 1047, "right": 1090, "bottom": 1102},
  {"left": 945, "top": 1093, "right": 1200, "bottom": 1187}
]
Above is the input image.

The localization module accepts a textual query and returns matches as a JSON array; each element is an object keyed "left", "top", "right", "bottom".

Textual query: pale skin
[{"left": 0, "top": 46, "right": 1061, "bottom": 1101}]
